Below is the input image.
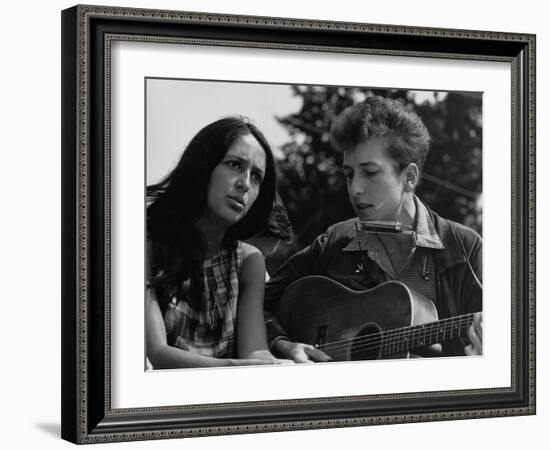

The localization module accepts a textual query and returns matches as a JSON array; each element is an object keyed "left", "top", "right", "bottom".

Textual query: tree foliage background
[{"left": 269, "top": 86, "right": 482, "bottom": 271}]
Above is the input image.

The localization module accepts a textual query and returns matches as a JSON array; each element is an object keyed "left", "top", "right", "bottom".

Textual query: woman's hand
[
  {"left": 465, "top": 312, "right": 483, "bottom": 355},
  {"left": 227, "top": 358, "right": 282, "bottom": 366},
  {"left": 274, "top": 340, "right": 332, "bottom": 363},
  {"left": 240, "top": 349, "right": 295, "bottom": 366}
]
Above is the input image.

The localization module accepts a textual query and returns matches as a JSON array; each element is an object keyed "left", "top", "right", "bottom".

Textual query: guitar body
[{"left": 275, "top": 276, "right": 439, "bottom": 361}]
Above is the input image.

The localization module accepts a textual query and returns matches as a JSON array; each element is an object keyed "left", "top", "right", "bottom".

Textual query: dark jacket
[{"left": 264, "top": 207, "right": 482, "bottom": 357}]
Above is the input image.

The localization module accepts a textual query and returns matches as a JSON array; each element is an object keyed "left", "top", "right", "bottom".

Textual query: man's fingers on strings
[
  {"left": 473, "top": 312, "right": 483, "bottom": 338},
  {"left": 465, "top": 322, "right": 482, "bottom": 355},
  {"left": 305, "top": 345, "right": 332, "bottom": 362}
]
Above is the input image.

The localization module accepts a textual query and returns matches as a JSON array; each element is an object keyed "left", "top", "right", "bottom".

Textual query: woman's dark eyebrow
[
  {"left": 224, "top": 155, "right": 249, "bottom": 164},
  {"left": 225, "top": 154, "right": 265, "bottom": 176}
]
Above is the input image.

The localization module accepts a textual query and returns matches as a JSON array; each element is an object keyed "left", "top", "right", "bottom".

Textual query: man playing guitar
[{"left": 264, "top": 96, "right": 483, "bottom": 363}]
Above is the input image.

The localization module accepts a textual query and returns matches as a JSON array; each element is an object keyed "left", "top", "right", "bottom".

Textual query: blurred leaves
[{"left": 274, "top": 86, "right": 482, "bottom": 253}]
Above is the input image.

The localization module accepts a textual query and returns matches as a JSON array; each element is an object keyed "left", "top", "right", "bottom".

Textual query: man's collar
[{"left": 414, "top": 196, "right": 445, "bottom": 249}]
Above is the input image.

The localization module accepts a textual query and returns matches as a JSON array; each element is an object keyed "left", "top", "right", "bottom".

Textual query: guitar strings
[
  {"left": 319, "top": 319, "right": 473, "bottom": 358},
  {"left": 321, "top": 320, "right": 473, "bottom": 358},
  {"left": 316, "top": 313, "right": 474, "bottom": 350},
  {"left": 315, "top": 314, "right": 475, "bottom": 357},
  {"left": 317, "top": 315, "right": 474, "bottom": 355},
  {"left": 317, "top": 318, "right": 474, "bottom": 357}
]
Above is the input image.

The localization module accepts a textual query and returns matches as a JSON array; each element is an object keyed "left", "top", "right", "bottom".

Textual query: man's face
[{"left": 343, "top": 138, "right": 408, "bottom": 222}]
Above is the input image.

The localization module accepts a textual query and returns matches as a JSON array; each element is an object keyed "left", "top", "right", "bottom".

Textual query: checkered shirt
[
  {"left": 342, "top": 197, "right": 445, "bottom": 301},
  {"left": 163, "top": 242, "right": 243, "bottom": 358}
]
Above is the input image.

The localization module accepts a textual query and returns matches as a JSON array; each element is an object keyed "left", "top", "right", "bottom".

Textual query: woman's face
[
  {"left": 343, "top": 137, "right": 408, "bottom": 222},
  {"left": 203, "top": 133, "right": 267, "bottom": 228}
]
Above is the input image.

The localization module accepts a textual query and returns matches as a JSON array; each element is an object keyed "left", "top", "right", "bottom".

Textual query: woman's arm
[
  {"left": 236, "top": 244, "right": 290, "bottom": 361},
  {"left": 146, "top": 286, "right": 274, "bottom": 369}
]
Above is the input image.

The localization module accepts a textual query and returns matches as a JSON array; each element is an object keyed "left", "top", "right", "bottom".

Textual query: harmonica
[{"left": 355, "top": 220, "right": 414, "bottom": 234}]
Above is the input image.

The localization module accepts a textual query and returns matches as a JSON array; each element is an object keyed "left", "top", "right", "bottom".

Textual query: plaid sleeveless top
[{"left": 163, "top": 242, "right": 243, "bottom": 358}]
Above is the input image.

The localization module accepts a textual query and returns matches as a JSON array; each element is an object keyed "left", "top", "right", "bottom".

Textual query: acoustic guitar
[{"left": 275, "top": 275, "right": 477, "bottom": 361}]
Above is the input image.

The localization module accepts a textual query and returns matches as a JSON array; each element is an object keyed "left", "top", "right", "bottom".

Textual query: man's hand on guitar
[
  {"left": 274, "top": 339, "right": 332, "bottom": 363},
  {"left": 465, "top": 312, "right": 483, "bottom": 355}
]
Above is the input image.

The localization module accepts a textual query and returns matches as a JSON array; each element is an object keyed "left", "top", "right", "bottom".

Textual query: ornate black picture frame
[{"left": 61, "top": 4, "right": 535, "bottom": 444}]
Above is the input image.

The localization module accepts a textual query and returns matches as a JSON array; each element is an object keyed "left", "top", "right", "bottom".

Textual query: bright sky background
[
  {"left": 145, "top": 78, "right": 452, "bottom": 185},
  {"left": 146, "top": 78, "right": 302, "bottom": 184}
]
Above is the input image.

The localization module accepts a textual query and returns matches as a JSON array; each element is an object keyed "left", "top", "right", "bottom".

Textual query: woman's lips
[{"left": 227, "top": 196, "right": 245, "bottom": 211}]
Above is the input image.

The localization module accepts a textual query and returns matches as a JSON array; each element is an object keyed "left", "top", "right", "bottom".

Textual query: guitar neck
[{"left": 380, "top": 313, "right": 475, "bottom": 356}]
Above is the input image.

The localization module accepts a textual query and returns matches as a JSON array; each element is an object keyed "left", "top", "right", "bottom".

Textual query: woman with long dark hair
[{"left": 146, "top": 116, "right": 288, "bottom": 368}]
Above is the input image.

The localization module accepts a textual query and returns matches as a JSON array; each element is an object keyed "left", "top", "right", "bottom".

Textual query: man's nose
[{"left": 349, "top": 175, "right": 365, "bottom": 196}]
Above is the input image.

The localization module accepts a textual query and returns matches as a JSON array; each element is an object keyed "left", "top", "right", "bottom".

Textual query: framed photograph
[{"left": 61, "top": 4, "right": 535, "bottom": 444}]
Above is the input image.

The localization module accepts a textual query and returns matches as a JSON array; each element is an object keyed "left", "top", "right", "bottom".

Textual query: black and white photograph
[
  {"left": 144, "top": 79, "right": 483, "bottom": 370},
  {"left": 57, "top": 3, "right": 537, "bottom": 445},
  {"left": 2, "top": 0, "right": 548, "bottom": 446}
]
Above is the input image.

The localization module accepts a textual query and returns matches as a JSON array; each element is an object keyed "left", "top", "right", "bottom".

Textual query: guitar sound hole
[{"left": 349, "top": 323, "right": 382, "bottom": 361}]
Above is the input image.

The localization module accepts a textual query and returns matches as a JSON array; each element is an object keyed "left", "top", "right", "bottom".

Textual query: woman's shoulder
[
  {"left": 216, "top": 241, "right": 262, "bottom": 274},
  {"left": 238, "top": 241, "right": 266, "bottom": 285},
  {"left": 239, "top": 241, "right": 263, "bottom": 260}
]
